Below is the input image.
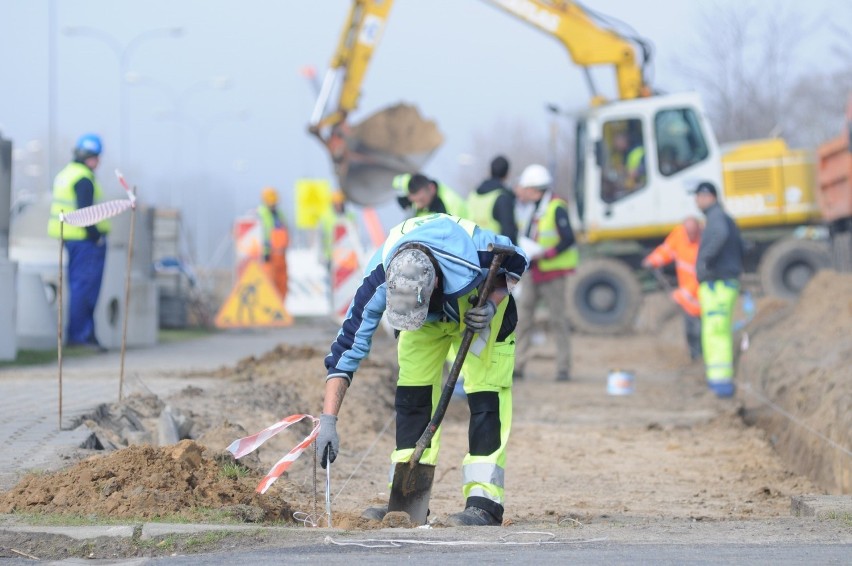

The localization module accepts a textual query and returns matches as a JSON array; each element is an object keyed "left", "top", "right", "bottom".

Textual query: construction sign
[
  {"left": 330, "top": 216, "right": 365, "bottom": 323},
  {"left": 215, "top": 261, "right": 293, "bottom": 328},
  {"left": 295, "top": 178, "right": 332, "bottom": 229}
]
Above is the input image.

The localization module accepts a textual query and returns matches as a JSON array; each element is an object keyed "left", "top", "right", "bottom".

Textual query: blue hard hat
[{"left": 75, "top": 133, "right": 103, "bottom": 156}]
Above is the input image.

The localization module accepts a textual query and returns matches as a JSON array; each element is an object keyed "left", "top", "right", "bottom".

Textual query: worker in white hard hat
[{"left": 512, "top": 164, "right": 578, "bottom": 382}]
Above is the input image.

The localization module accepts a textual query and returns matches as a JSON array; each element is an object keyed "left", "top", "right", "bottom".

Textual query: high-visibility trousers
[
  {"left": 698, "top": 280, "right": 739, "bottom": 384},
  {"left": 393, "top": 289, "right": 515, "bottom": 514},
  {"left": 263, "top": 251, "right": 288, "bottom": 302}
]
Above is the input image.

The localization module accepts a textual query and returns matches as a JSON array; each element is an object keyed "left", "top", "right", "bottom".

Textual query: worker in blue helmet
[{"left": 47, "top": 133, "right": 110, "bottom": 352}]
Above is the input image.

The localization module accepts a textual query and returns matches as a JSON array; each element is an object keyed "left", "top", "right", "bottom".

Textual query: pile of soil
[
  {"left": 0, "top": 440, "right": 292, "bottom": 521},
  {"left": 352, "top": 103, "right": 444, "bottom": 154},
  {"left": 0, "top": 344, "right": 398, "bottom": 527},
  {"left": 738, "top": 271, "right": 852, "bottom": 493}
]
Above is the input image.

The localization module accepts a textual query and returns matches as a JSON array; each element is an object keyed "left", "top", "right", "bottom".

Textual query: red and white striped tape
[
  {"left": 227, "top": 414, "right": 320, "bottom": 494},
  {"left": 115, "top": 169, "right": 137, "bottom": 206},
  {"left": 60, "top": 199, "right": 133, "bottom": 227},
  {"left": 58, "top": 169, "right": 139, "bottom": 228}
]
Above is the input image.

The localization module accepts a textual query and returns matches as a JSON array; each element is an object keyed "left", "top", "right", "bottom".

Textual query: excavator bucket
[{"left": 337, "top": 104, "right": 443, "bottom": 206}]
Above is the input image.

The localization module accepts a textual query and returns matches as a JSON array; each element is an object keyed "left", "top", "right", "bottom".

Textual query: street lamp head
[{"left": 168, "top": 27, "right": 185, "bottom": 38}]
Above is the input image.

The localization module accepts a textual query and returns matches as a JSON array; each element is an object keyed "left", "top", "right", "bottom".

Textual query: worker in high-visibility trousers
[
  {"left": 642, "top": 217, "right": 703, "bottom": 361},
  {"left": 693, "top": 182, "right": 744, "bottom": 398},
  {"left": 257, "top": 187, "right": 289, "bottom": 302},
  {"left": 315, "top": 214, "right": 529, "bottom": 526}
]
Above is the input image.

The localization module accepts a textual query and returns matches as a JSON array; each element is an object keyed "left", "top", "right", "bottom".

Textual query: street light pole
[{"left": 63, "top": 25, "right": 183, "bottom": 166}]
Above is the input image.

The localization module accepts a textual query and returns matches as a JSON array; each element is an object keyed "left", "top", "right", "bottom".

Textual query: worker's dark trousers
[
  {"left": 65, "top": 239, "right": 106, "bottom": 345},
  {"left": 684, "top": 313, "right": 702, "bottom": 360}
]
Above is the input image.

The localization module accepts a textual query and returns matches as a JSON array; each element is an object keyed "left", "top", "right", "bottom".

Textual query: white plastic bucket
[{"left": 607, "top": 370, "right": 635, "bottom": 396}]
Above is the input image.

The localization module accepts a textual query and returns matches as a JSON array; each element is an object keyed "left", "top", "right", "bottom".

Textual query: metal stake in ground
[
  {"left": 118, "top": 184, "right": 137, "bottom": 402},
  {"left": 57, "top": 220, "right": 65, "bottom": 431},
  {"left": 326, "top": 458, "right": 333, "bottom": 528}
]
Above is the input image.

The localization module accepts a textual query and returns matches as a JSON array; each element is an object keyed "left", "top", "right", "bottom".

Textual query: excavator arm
[
  {"left": 308, "top": 0, "right": 394, "bottom": 159},
  {"left": 483, "top": 0, "right": 651, "bottom": 103}
]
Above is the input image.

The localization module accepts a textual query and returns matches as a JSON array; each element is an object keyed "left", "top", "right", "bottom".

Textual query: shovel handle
[{"left": 410, "top": 243, "right": 516, "bottom": 466}]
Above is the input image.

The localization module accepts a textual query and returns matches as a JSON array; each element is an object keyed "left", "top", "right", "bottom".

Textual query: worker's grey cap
[{"left": 385, "top": 248, "right": 436, "bottom": 331}]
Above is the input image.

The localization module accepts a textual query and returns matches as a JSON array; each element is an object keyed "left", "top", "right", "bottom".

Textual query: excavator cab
[{"left": 576, "top": 92, "right": 722, "bottom": 244}]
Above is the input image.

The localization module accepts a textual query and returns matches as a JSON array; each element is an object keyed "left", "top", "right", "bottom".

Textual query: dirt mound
[
  {"left": 0, "top": 343, "right": 399, "bottom": 524},
  {"left": 0, "top": 440, "right": 294, "bottom": 521},
  {"left": 738, "top": 270, "right": 852, "bottom": 493},
  {"left": 352, "top": 103, "right": 443, "bottom": 154}
]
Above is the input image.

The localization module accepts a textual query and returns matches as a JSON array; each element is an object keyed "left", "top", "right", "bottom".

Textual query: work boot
[
  {"left": 556, "top": 371, "right": 570, "bottom": 382},
  {"left": 445, "top": 506, "right": 501, "bottom": 527},
  {"left": 360, "top": 505, "right": 388, "bottom": 521}
]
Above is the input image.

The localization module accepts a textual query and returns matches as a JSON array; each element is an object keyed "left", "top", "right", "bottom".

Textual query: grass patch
[
  {"left": 183, "top": 530, "right": 237, "bottom": 549},
  {"left": 0, "top": 346, "right": 97, "bottom": 368},
  {"left": 10, "top": 512, "right": 136, "bottom": 526},
  {"left": 219, "top": 462, "right": 251, "bottom": 480},
  {"left": 820, "top": 510, "right": 852, "bottom": 526}
]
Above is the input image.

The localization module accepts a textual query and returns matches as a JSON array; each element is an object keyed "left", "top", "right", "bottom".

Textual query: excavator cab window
[
  {"left": 600, "top": 119, "right": 646, "bottom": 204},
  {"left": 654, "top": 108, "right": 709, "bottom": 177}
]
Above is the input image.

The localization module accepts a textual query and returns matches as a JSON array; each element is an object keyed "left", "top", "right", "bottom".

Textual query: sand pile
[
  {"left": 352, "top": 103, "right": 443, "bottom": 154},
  {"left": 738, "top": 270, "right": 852, "bottom": 493}
]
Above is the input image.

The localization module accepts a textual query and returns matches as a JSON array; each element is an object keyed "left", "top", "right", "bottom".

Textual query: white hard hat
[{"left": 518, "top": 164, "right": 552, "bottom": 188}]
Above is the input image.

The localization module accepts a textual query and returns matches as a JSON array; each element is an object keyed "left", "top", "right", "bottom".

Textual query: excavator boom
[
  {"left": 310, "top": 0, "right": 652, "bottom": 204},
  {"left": 483, "top": 0, "right": 650, "bottom": 102}
]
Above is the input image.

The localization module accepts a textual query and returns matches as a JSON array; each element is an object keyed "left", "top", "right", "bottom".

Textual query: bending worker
[
  {"left": 642, "top": 217, "right": 703, "bottom": 361},
  {"left": 467, "top": 155, "right": 518, "bottom": 243},
  {"left": 257, "top": 186, "right": 289, "bottom": 302},
  {"left": 393, "top": 173, "right": 468, "bottom": 219},
  {"left": 693, "top": 182, "right": 744, "bottom": 398},
  {"left": 47, "top": 133, "right": 110, "bottom": 351},
  {"left": 315, "top": 213, "right": 528, "bottom": 526},
  {"left": 513, "top": 164, "right": 577, "bottom": 382}
]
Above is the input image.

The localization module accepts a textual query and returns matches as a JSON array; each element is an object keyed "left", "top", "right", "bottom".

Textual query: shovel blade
[{"left": 387, "top": 462, "right": 435, "bottom": 526}]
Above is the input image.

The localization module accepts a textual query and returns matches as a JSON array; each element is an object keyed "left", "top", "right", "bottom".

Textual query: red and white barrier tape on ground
[{"left": 227, "top": 414, "right": 320, "bottom": 494}]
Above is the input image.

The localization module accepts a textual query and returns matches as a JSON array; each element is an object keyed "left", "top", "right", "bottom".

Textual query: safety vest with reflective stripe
[
  {"left": 535, "top": 199, "right": 578, "bottom": 272},
  {"left": 466, "top": 189, "right": 501, "bottom": 233},
  {"left": 47, "top": 162, "right": 110, "bottom": 240},
  {"left": 645, "top": 224, "right": 700, "bottom": 316},
  {"left": 257, "top": 205, "right": 289, "bottom": 255},
  {"left": 414, "top": 183, "right": 469, "bottom": 219}
]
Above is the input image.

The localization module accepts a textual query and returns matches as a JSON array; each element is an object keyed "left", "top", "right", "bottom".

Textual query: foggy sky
[{"left": 0, "top": 0, "right": 842, "bottom": 265}]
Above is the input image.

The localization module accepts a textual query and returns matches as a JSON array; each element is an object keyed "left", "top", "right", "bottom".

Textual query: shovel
[{"left": 387, "top": 243, "right": 516, "bottom": 525}]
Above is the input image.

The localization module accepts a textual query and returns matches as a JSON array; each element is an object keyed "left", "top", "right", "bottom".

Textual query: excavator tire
[
  {"left": 758, "top": 237, "right": 831, "bottom": 300},
  {"left": 565, "top": 258, "right": 642, "bottom": 335}
]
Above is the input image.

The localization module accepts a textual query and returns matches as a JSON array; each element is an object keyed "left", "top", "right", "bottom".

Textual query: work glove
[
  {"left": 316, "top": 413, "right": 339, "bottom": 469},
  {"left": 464, "top": 299, "right": 497, "bottom": 332}
]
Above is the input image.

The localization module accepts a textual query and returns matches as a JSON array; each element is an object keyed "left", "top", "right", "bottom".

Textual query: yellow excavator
[{"left": 310, "top": 0, "right": 829, "bottom": 333}]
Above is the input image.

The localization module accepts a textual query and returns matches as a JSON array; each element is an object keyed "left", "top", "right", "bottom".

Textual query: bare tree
[{"left": 676, "top": 1, "right": 811, "bottom": 143}]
